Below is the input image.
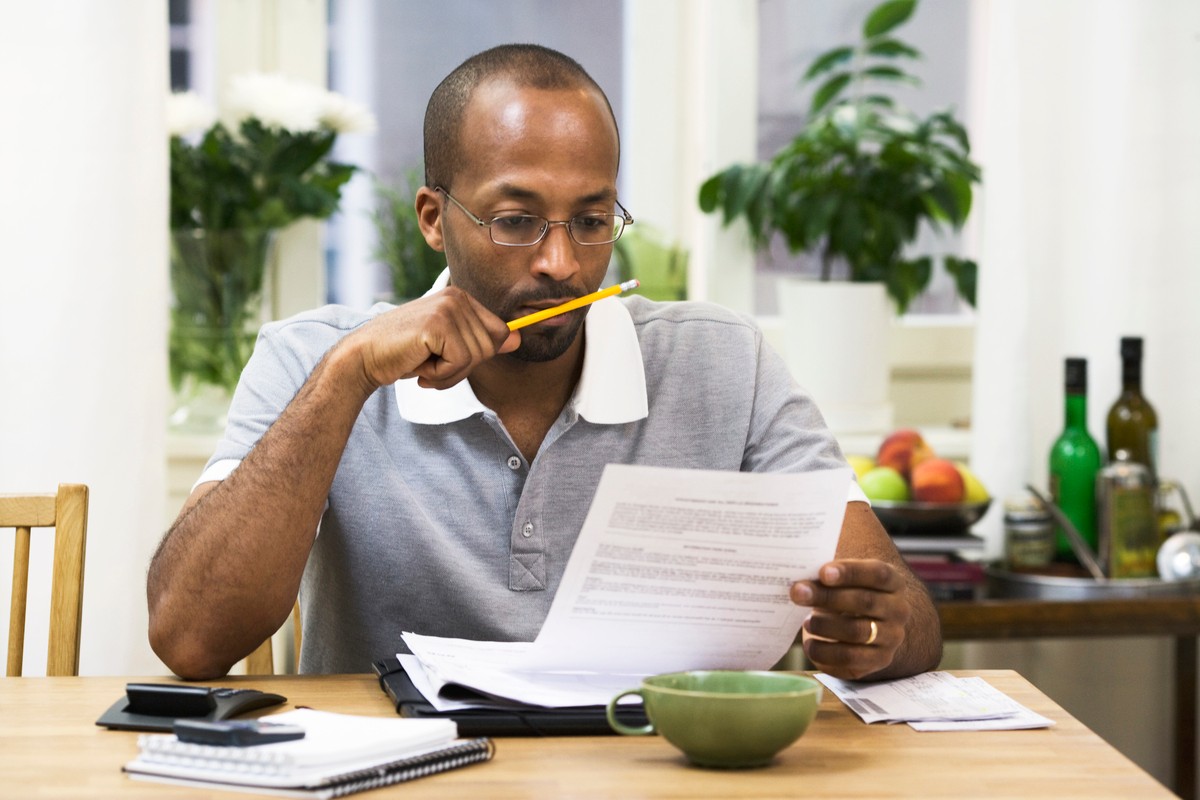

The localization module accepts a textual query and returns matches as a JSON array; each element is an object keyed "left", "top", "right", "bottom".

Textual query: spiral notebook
[{"left": 123, "top": 708, "right": 493, "bottom": 798}]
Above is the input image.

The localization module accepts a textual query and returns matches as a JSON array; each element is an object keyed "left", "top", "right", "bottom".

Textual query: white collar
[{"left": 394, "top": 269, "right": 648, "bottom": 425}]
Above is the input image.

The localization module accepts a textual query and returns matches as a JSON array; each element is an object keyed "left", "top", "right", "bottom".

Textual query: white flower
[
  {"left": 166, "top": 91, "right": 216, "bottom": 137},
  {"left": 319, "top": 93, "right": 377, "bottom": 134},
  {"left": 214, "top": 72, "right": 376, "bottom": 137},
  {"left": 225, "top": 73, "right": 326, "bottom": 132}
]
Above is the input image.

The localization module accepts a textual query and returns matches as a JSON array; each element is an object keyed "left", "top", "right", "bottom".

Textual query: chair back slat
[{"left": 1, "top": 485, "right": 88, "bottom": 676}]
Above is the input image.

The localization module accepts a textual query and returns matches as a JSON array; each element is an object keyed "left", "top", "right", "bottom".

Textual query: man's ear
[{"left": 415, "top": 186, "right": 446, "bottom": 252}]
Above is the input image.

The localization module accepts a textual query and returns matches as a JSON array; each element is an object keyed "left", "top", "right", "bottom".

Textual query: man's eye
[
  {"left": 493, "top": 215, "right": 539, "bottom": 231},
  {"left": 573, "top": 215, "right": 609, "bottom": 230}
]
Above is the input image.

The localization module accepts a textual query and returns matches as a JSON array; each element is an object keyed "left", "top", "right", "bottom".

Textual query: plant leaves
[
  {"left": 861, "top": 65, "right": 920, "bottom": 85},
  {"left": 697, "top": 173, "right": 723, "bottom": 213},
  {"left": 810, "top": 72, "right": 852, "bottom": 115},
  {"left": 727, "top": 165, "right": 769, "bottom": 223},
  {"left": 945, "top": 256, "right": 977, "bottom": 307},
  {"left": 866, "top": 37, "right": 921, "bottom": 59},
  {"left": 886, "top": 256, "right": 932, "bottom": 314},
  {"left": 864, "top": 0, "right": 917, "bottom": 38},
  {"left": 803, "top": 46, "right": 855, "bottom": 81}
]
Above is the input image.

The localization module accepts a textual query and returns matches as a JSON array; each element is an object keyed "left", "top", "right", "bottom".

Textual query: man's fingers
[
  {"left": 804, "top": 612, "right": 885, "bottom": 648},
  {"left": 818, "top": 559, "right": 905, "bottom": 591},
  {"left": 796, "top": 582, "right": 892, "bottom": 618}
]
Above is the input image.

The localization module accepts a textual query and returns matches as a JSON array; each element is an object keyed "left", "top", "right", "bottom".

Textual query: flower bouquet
[{"left": 167, "top": 74, "right": 374, "bottom": 420}]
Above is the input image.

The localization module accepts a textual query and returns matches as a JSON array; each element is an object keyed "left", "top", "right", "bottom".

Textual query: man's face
[{"left": 425, "top": 79, "right": 621, "bottom": 363}]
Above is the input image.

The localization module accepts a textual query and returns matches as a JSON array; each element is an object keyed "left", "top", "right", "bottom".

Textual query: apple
[
  {"left": 875, "top": 428, "right": 934, "bottom": 481},
  {"left": 859, "top": 466, "right": 910, "bottom": 502},
  {"left": 911, "top": 458, "right": 966, "bottom": 503}
]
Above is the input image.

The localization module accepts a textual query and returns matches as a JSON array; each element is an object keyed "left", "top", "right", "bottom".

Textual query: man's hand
[
  {"left": 790, "top": 559, "right": 913, "bottom": 681},
  {"left": 346, "top": 286, "right": 521, "bottom": 395}
]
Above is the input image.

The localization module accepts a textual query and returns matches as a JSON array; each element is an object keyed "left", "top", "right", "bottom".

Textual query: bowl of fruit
[{"left": 849, "top": 429, "right": 992, "bottom": 535}]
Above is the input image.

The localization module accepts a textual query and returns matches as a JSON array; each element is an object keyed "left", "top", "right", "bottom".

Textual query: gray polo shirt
[{"left": 203, "top": 291, "right": 854, "bottom": 673}]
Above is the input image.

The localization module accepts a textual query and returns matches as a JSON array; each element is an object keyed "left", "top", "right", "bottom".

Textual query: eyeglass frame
[{"left": 434, "top": 186, "right": 634, "bottom": 247}]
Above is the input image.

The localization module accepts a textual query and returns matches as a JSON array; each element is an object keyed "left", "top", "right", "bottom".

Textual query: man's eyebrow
[{"left": 492, "top": 183, "right": 615, "bottom": 206}]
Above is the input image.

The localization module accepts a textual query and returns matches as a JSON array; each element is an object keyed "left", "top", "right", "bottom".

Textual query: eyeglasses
[{"left": 436, "top": 186, "right": 633, "bottom": 247}]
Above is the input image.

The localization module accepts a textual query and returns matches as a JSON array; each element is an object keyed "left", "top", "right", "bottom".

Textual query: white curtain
[
  {"left": 959, "top": 1, "right": 1199, "bottom": 786},
  {"left": 0, "top": 4, "right": 169, "bottom": 674},
  {"left": 969, "top": 0, "right": 1200, "bottom": 554}
]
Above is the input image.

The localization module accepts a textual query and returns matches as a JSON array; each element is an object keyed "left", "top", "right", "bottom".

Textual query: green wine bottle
[
  {"left": 1049, "top": 358, "right": 1103, "bottom": 560},
  {"left": 1106, "top": 336, "right": 1158, "bottom": 481}
]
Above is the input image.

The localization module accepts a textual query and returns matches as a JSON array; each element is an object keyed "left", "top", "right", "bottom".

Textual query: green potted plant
[
  {"left": 697, "top": 0, "right": 980, "bottom": 315},
  {"left": 372, "top": 167, "right": 446, "bottom": 303},
  {"left": 697, "top": 0, "right": 980, "bottom": 434},
  {"left": 613, "top": 224, "right": 689, "bottom": 302}
]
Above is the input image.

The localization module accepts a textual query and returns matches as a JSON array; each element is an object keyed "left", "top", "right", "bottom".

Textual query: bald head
[{"left": 423, "top": 44, "right": 618, "bottom": 190}]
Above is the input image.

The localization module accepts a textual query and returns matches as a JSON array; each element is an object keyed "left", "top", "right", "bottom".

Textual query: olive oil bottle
[{"left": 1106, "top": 336, "right": 1158, "bottom": 481}]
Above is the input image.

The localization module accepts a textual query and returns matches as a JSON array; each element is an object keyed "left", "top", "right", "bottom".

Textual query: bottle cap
[
  {"left": 1120, "top": 336, "right": 1143, "bottom": 360},
  {"left": 1064, "top": 357, "right": 1087, "bottom": 392}
]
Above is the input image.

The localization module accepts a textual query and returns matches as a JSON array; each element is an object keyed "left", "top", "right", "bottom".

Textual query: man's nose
[{"left": 530, "top": 222, "right": 581, "bottom": 280}]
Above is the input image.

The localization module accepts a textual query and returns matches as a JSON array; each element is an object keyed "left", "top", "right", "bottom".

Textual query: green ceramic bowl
[{"left": 606, "top": 670, "right": 822, "bottom": 768}]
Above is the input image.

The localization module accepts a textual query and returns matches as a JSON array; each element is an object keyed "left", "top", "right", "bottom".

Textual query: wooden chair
[
  {"left": 1, "top": 484, "right": 89, "bottom": 676},
  {"left": 243, "top": 600, "right": 302, "bottom": 674}
]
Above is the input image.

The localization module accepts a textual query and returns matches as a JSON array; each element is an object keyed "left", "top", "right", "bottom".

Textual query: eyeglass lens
[{"left": 490, "top": 214, "right": 625, "bottom": 246}]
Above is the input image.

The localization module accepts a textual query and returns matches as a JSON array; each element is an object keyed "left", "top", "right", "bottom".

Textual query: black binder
[{"left": 372, "top": 656, "right": 647, "bottom": 737}]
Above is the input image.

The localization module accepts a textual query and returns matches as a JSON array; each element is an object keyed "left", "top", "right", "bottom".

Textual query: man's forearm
[{"left": 147, "top": 343, "right": 374, "bottom": 679}]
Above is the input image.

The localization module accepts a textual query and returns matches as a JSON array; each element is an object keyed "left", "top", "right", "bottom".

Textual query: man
[{"left": 148, "top": 44, "right": 941, "bottom": 682}]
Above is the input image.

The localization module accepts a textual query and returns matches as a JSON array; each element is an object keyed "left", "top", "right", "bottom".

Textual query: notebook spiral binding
[{"left": 324, "top": 737, "right": 494, "bottom": 797}]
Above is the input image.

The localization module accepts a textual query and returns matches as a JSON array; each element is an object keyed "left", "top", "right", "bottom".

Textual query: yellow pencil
[{"left": 507, "top": 279, "right": 640, "bottom": 331}]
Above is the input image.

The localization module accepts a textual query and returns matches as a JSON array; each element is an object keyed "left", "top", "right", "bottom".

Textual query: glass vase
[{"left": 168, "top": 228, "right": 275, "bottom": 432}]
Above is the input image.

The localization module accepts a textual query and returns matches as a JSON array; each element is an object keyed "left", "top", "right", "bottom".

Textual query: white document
[
  {"left": 398, "top": 643, "right": 642, "bottom": 709},
  {"left": 817, "top": 672, "right": 1055, "bottom": 730},
  {"left": 401, "top": 464, "right": 851, "bottom": 708},
  {"left": 530, "top": 463, "right": 850, "bottom": 672},
  {"left": 906, "top": 677, "right": 1055, "bottom": 731}
]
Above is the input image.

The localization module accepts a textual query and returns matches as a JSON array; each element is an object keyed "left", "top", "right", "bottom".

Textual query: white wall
[
  {"left": 0, "top": 3, "right": 170, "bottom": 675},
  {"left": 956, "top": 1, "right": 1200, "bottom": 792}
]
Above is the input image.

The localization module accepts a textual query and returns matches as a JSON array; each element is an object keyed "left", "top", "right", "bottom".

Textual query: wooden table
[
  {"left": 0, "top": 671, "right": 1171, "bottom": 798},
  {"left": 939, "top": 595, "right": 1200, "bottom": 799}
]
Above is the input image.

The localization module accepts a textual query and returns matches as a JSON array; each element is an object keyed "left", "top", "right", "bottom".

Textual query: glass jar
[{"left": 1004, "top": 492, "right": 1055, "bottom": 571}]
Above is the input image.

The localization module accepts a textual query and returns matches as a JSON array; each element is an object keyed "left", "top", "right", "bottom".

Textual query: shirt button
[
  {"left": 522, "top": 522, "right": 534, "bottom": 538},
  {"left": 507, "top": 455, "right": 522, "bottom": 470}
]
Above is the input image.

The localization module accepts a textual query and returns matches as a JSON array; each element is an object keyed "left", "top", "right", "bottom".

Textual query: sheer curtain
[
  {"left": 960, "top": 1, "right": 1200, "bottom": 786},
  {"left": 969, "top": 0, "right": 1200, "bottom": 554}
]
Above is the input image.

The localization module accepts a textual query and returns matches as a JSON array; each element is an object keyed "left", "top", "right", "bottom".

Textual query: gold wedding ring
[{"left": 865, "top": 620, "right": 879, "bottom": 646}]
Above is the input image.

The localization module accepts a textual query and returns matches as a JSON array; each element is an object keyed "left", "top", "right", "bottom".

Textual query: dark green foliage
[
  {"left": 697, "top": 0, "right": 980, "bottom": 313},
  {"left": 170, "top": 118, "right": 360, "bottom": 392},
  {"left": 372, "top": 168, "right": 446, "bottom": 302},
  {"left": 171, "top": 119, "right": 357, "bottom": 232}
]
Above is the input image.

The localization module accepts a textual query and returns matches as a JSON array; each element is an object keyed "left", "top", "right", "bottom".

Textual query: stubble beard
[{"left": 508, "top": 315, "right": 585, "bottom": 362}]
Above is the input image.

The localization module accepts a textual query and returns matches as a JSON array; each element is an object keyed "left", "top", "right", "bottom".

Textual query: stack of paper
[
  {"left": 123, "top": 708, "right": 492, "bottom": 797},
  {"left": 816, "top": 671, "right": 1055, "bottom": 731}
]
